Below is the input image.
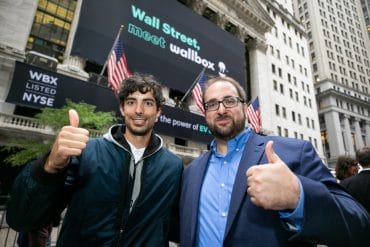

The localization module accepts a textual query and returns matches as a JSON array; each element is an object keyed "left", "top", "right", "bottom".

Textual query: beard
[
  {"left": 125, "top": 120, "right": 153, "bottom": 136},
  {"left": 207, "top": 113, "right": 246, "bottom": 141}
]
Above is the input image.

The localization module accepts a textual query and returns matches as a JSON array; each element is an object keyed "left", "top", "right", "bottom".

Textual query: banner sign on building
[
  {"left": 6, "top": 62, "right": 118, "bottom": 112},
  {"left": 157, "top": 105, "right": 212, "bottom": 143},
  {"left": 71, "top": 0, "right": 246, "bottom": 93},
  {"left": 6, "top": 62, "right": 212, "bottom": 143}
]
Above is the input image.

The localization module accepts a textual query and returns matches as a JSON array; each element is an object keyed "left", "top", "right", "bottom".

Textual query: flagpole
[
  {"left": 98, "top": 25, "right": 124, "bottom": 84},
  {"left": 179, "top": 67, "right": 206, "bottom": 105}
]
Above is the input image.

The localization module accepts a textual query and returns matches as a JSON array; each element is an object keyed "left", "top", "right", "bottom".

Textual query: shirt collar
[
  {"left": 359, "top": 167, "right": 370, "bottom": 172},
  {"left": 210, "top": 128, "right": 251, "bottom": 156}
]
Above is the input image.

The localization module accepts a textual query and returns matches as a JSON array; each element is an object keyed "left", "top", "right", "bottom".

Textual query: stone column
[
  {"left": 324, "top": 111, "right": 345, "bottom": 158},
  {"left": 364, "top": 121, "right": 370, "bottom": 146},
  {"left": 342, "top": 115, "right": 355, "bottom": 155},
  {"left": 246, "top": 38, "right": 270, "bottom": 130},
  {"left": 353, "top": 118, "right": 364, "bottom": 150},
  {"left": 57, "top": 0, "right": 89, "bottom": 81},
  {"left": 162, "top": 87, "right": 175, "bottom": 107}
]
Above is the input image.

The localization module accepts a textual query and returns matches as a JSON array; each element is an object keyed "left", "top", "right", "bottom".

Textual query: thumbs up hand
[
  {"left": 44, "top": 109, "right": 90, "bottom": 173},
  {"left": 246, "top": 141, "right": 300, "bottom": 210}
]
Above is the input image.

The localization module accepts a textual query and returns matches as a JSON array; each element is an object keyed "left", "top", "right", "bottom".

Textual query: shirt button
[
  {"left": 224, "top": 161, "right": 227, "bottom": 164},
  {"left": 221, "top": 212, "right": 227, "bottom": 217},
  {"left": 236, "top": 148, "right": 239, "bottom": 151},
  {"left": 221, "top": 183, "right": 225, "bottom": 188}
]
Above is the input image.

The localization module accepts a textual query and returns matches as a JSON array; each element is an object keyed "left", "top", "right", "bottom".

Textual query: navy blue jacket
[
  {"left": 7, "top": 125, "right": 183, "bottom": 246},
  {"left": 180, "top": 131, "right": 370, "bottom": 247}
]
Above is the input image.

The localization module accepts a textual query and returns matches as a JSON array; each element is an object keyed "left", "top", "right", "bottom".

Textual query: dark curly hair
[
  {"left": 335, "top": 155, "right": 358, "bottom": 180},
  {"left": 356, "top": 147, "right": 370, "bottom": 168},
  {"left": 118, "top": 73, "right": 165, "bottom": 109}
]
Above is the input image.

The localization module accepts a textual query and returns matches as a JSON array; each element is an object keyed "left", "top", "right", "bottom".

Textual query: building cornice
[
  {"left": 198, "top": 0, "right": 274, "bottom": 42},
  {"left": 316, "top": 88, "right": 370, "bottom": 108}
]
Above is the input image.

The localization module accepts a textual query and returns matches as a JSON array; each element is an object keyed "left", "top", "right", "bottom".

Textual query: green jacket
[{"left": 7, "top": 125, "right": 183, "bottom": 246}]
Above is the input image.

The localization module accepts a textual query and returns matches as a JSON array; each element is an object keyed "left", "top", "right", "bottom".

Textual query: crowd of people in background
[{"left": 340, "top": 147, "right": 370, "bottom": 214}]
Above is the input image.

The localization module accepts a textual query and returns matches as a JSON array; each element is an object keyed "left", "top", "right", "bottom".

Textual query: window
[
  {"left": 275, "top": 104, "right": 280, "bottom": 116},
  {"left": 292, "top": 111, "right": 296, "bottom": 122},
  {"left": 277, "top": 126, "right": 282, "bottom": 136},
  {"left": 280, "top": 84, "right": 284, "bottom": 94},
  {"left": 27, "top": 0, "right": 78, "bottom": 61}
]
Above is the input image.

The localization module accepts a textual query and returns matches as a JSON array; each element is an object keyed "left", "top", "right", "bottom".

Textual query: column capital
[
  {"left": 246, "top": 38, "right": 268, "bottom": 52},
  {"left": 353, "top": 117, "right": 363, "bottom": 122},
  {"left": 57, "top": 55, "right": 89, "bottom": 81},
  {"left": 236, "top": 28, "right": 248, "bottom": 41},
  {"left": 216, "top": 13, "right": 228, "bottom": 27},
  {"left": 192, "top": 1, "right": 206, "bottom": 15}
]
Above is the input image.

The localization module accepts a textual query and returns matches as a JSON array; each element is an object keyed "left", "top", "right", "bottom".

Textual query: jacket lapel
[{"left": 224, "top": 132, "right": 265, "bottom": 238}]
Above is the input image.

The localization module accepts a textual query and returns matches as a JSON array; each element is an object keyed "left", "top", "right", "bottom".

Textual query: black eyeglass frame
[{"left": 203, "top": 96, "right": 244, "bottom": 112}]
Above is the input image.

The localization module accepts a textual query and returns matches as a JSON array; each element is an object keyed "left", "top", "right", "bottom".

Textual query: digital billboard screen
[{"left": 71, "top": 0, "right": 246, "bottom": 93}]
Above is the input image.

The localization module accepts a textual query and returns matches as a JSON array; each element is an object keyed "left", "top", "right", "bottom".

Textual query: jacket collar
[{"left": 103, "top": 124, "right": 163, "bottom": 157}]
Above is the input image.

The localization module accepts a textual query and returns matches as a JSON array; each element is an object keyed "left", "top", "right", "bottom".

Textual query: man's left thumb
[{"left": 265, "top": 141, "right": 281, "bottom": 164}]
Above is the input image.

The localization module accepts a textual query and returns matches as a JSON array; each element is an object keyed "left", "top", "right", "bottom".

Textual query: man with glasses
[{"left": 179, "top": 76, "right": 370, "bottom": 247}]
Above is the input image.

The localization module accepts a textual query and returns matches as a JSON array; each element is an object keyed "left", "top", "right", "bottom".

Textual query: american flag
[
  {"left": 107, "top": 38, "right": 132, "bottom": 92},
  {"left": 247, "top": 97, "right": 262, "bottom": 133},
  {"left": 191, "top": 68, "right": 207, "bottom": 114}
]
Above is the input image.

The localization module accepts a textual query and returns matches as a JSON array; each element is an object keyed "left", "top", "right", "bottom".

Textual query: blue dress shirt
[{"left": 196, "top": 129, "right": 251, "bottom": 247}]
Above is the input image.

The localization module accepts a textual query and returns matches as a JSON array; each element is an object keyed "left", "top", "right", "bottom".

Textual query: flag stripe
[
  {"left": 191, "top": 70, "right": 206, "bottom": 114},
  {"left": 107, "top": 39, "right": 132, "bottom": 92},
  {"left": 247, "top": 97, "right": 262, "bottom": 133}
]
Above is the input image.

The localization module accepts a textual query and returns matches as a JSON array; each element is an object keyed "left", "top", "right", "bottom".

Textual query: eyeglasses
[{"left": 204, "top": 96, "right": 244, "bottom": 112}]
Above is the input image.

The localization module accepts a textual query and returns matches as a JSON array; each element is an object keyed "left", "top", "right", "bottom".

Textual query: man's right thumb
[{"left": 69, "top": 109, "right": 79, "bottom": 127}]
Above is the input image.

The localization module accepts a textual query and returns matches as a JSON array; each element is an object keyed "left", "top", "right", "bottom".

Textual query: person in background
[
  {"left": 179, "top": 76, "right": 370, "bottom": 247},
  {"left": 341, "top": 147, "right": 370, "bottom": 213},
  {"left": 7, "top": 73, "right": 183, "bottom": 246},
  {"left": 335, "top": 155, "right": 359, "bottom": 182},
  {"left": 17, "top": 225, "right": 52, "bottom": 247}
]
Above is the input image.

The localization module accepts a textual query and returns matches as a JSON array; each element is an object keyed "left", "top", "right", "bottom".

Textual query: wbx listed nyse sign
[
  {"left": 9, "top": 63, "right": 58, "bottom": 107},
  {"left": 6, "top": 62, "right": 118, "bottom": 112},
  {"left": 23, "top": 69, "right": 58, "bottom": 107}
]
